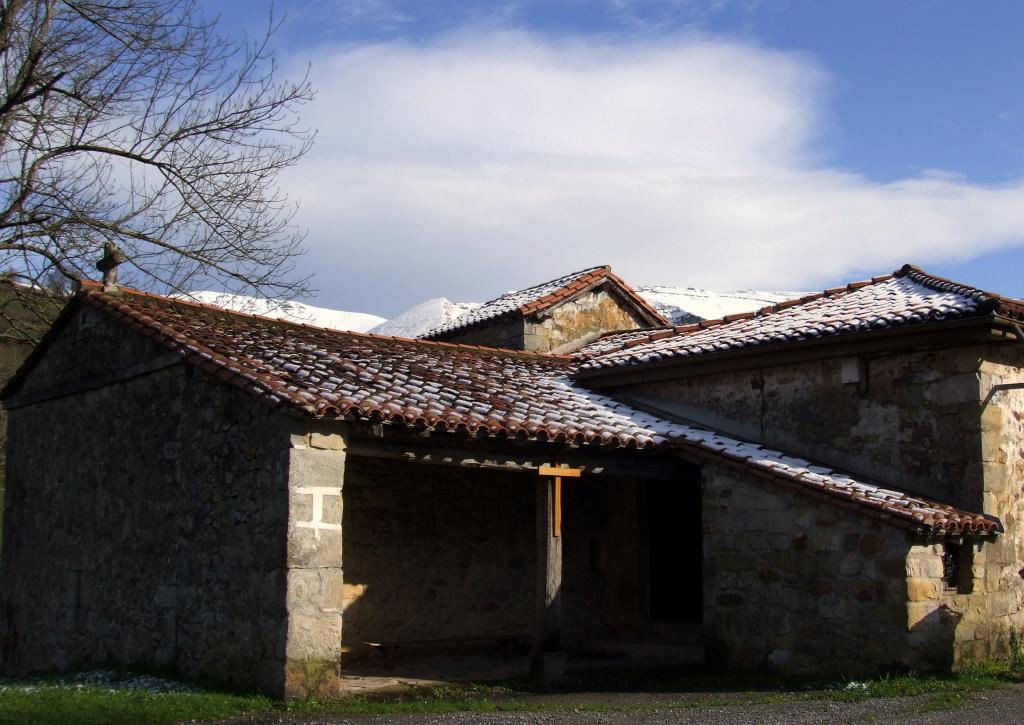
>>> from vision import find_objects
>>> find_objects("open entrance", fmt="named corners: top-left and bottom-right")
top-left (647, 473), bottom-right (702, 623)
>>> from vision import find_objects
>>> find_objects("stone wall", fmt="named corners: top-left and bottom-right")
top-left (702, 464), bottom-right (918, 674)
top-left (903, 343), bottom-right (1024, 668)
top-left (619, 346), bottom-right (988, 510)
top-left (0, 305), bottom-right (295, 693)
top-left (436, 317), bottom-right (524, 350)
top-left (619, 340), bottom-right (1024, 669)
top-left (339, 456), bottom-right (535, 655)
top-left (524, 286), bottom-right (650, 353)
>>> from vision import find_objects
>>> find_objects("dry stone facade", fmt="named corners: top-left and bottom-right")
top-left (339, 457), bottom-right (534, 654)
top-left (903, 347), bottom-right (1024, 668)
top-left (1, 307), bottom-right (293, 692)
top-left (617, 347), bottom-right (991, 509)
top-left (703, 465), bottom-right (916, 673)
top-left (0, 306), bottom-right (353, 696)
top-left (438, 286), bottom-right (650, 353)
top-left (614, 340), bottom-right (1024, 668)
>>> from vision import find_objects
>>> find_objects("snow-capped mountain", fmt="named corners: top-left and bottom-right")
top-left (370, 298), bottom-right (480, 338)
top-left (186, 286), bottom-right (808, 339)
top-left (183, 291), bottom-right (386, 333)
top-left (635, 286), bottom-right (809, 326)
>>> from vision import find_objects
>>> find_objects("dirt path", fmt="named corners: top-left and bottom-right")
top-left (216, 682), bottom-right (1024, 724)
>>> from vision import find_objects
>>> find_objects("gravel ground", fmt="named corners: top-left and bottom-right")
top-left (214, 683), bottom-right (1024, 725)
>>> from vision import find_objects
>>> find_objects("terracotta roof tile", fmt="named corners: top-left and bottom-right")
top-left (421, 265), bottom-right (669, 339)
top-left (578, 264), bottom-right (1024, 371)
top-left (47, 282), bottom-right (1001, 537)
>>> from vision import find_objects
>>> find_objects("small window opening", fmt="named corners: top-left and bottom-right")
top-left (941, 541), bottom-right (973, 594)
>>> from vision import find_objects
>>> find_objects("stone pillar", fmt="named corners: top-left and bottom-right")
top-left (531, 477), bottom-right (564, 683)
top-left (283, 425), bottom-right (347, 697)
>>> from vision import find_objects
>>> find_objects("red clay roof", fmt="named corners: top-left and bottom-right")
top-left (577, 264), bottom-right (1024, 371)
top-left (10, 280), bottom-right (995, 537)
top-left (421, 265), bottom-right (670, 339)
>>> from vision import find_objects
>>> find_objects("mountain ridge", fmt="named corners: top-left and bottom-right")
top-left (188, 287), bottom-right (809, 338)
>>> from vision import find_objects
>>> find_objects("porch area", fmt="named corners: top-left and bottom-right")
top-left (336, 434), bottom-right (705, 688)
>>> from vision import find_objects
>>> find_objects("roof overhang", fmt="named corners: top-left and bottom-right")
top-left (575, 313), bottom-right (1020, 388)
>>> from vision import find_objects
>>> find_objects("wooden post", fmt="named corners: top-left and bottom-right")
top-left (532, 465), bottom-right (580, 683)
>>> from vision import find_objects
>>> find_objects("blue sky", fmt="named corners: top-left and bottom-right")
top-left (214, 0), bottom-right (1024, 315)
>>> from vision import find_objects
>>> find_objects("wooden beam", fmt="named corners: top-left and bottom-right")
top-left (554, 477), bottom-right (562, 538)
top-left (538, 465), bottom-right (581, 477)
top-left (531, 477), bottom-right (564, 683)
top-left (346, 435), bottom-right (684, 480)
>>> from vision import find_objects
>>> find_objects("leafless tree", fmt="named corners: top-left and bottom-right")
top-left (0, 0), bottom-right (315, 339)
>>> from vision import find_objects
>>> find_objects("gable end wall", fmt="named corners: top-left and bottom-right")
top-left (0, 305), bottom-right (297, 693)
top-left (524, 286), bottom-right (652, 353)
top-left (436, 285), bottom-right (652, 352)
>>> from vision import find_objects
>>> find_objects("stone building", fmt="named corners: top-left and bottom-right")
top-left (421, 265), bottom-right (670, 352)
top-left (0, 263), bottom-right (1021, 697)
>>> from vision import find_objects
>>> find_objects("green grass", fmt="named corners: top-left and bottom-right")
top-left (0, 685), bottom-right (271, 725)
top-left (826, 664), bottom-right (1024, 713)
top-left (1, 662), bottom-right (1022, 724)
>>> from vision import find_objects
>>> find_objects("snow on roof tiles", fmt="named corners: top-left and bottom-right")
top-left (575, 327), bottom-right (664, 357)
top-left (578, 265), bottom-right (1024, 372)
top-left (58, 281), bottom-right (1000, 537)
top-left (420, 265), bottom-right (669, 339)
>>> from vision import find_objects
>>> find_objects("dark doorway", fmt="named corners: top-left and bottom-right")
top-left (647, 473), bottom-right (702, 623)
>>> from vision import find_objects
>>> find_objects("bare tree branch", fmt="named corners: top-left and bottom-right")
top-left (0, 0), bottom-right (315, 339)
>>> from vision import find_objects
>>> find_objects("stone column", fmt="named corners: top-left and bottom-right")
top-left (283, 424), bottom-right (347, 698)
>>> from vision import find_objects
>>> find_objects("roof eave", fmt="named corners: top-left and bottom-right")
top-left (575, 313), bottom-right (1009, 387)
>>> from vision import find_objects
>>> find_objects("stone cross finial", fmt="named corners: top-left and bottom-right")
top-left (96, 242), bottom-right (127, 291)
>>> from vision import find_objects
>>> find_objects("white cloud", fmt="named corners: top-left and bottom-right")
top-left (283, 31), bottom-right (1024, 312)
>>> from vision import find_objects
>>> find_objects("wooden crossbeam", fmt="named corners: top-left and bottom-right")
top-left (538, 465), bottom-right (581, 537)
top-left (538, 465), bottom-right (581, 478)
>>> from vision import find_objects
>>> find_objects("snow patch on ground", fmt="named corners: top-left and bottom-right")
top-left (370, 297), bottom-right (480, 338)
top-left (635, 286), bottom-right (809, 325)
top-left (0, 670), bottom-right (202, 694)
top-left (182, 291), bottom-right (386, 333)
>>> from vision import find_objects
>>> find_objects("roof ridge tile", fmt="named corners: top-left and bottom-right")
top-left (80, 284), bottom-right (574, 362)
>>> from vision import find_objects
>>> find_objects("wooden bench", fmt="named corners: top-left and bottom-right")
top-left (361, 633), bottom-right (529, 668)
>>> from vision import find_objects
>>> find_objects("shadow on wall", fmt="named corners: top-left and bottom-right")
top-left (908, 604), bottom-right (961, 672)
